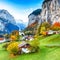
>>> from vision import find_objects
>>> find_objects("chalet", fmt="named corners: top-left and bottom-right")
top-left (18, 41), bottom-right (31, 53)
top-left (0, 35), bottom-right (6, 43)
top-left (46, 30), bottom-right (60, 35)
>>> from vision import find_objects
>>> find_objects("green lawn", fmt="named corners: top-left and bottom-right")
top-left (0, 34), bottom-right (60, 60)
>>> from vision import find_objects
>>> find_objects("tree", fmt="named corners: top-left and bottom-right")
top-left (51, 22), bottom-right (60, 31)
top-left (10, 30), bottom-right (19, 41)
top-left (41, 22), bottom-right (50, 30)
top-left (37, 22), bottom-right (51, 35)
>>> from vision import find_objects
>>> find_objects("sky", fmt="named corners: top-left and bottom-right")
top-left (0, 0), bottom-right (44, 24)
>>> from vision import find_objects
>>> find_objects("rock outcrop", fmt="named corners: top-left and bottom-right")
top-left (28, 9), bottom-right (42, 26)
top-left (28, 0), bottom-right (60, 27)
top-left (26, 0), bottom-right (60, 34)
top-left (40, 0), bottom-right (60, 24)
top-left (27, 9), bottom-right (41, 34)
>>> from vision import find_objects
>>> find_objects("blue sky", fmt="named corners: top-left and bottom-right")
top-left (0, 0), bottom-right (44, 23)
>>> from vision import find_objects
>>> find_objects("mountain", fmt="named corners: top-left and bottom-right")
top-left (17, 22), bottom-right (26, 31)
top-left (26, 9), bottom-right (41, 34)
top-left (28, 0), bottom-right (60, 27)
top-left (40, 0), bottom-right (60, 24)
top-left (16, 19), bottom-right (27, 31)
top-left (28, 9), bottom-right (42, 17)
top-left (28, 9), bottom-right (41, 26)
top-left (5, 23), bottom-right (19, 34)
top-left (0, 9), bottom-right (16, 24)
top-left (0, 9), bottom-right (19, 34)
top-left (27, 0), bottom-right (60, 34)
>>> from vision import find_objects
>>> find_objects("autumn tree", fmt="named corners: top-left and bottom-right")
top-left (10, 30), bottom-right (19, 41)
top-left (51, 22), bottom-right (60, 31)
top-left (37, 22), bottom-right (51, 35)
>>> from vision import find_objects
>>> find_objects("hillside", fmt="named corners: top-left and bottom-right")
top-left (0, 34), bottom-right (60, 60)
top-left (40, 34), bottom-right (60, 46)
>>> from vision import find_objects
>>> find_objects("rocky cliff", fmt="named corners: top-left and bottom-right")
top-left (27, 9), bottom-right (41, 34)
top-left (40, 0), bottom-right (60, 24)
top-left (28, 9), bottom-right (41, 26)
top-left (25, 0), bottom-right (60, 34)
top-left (28, 0), bottom-right (60, 28)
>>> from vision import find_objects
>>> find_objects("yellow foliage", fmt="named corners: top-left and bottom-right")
top-left (10, 30), bottom-right (19, 41)
top-left (41, 27), bottom-right (45, 32)
top-left (7, 42), bottom-right (19, 54)
top-left (34, 35), bottom-right (38, 38)
top-left (37, 22), bottom-right (50, 35)
top-left (10, 35), bottom-right (17, 41)
top-left (29, 40), bottom-right (39, 47)
top-left (41, 31), bottom-right (47, 36)
top-left (12, 30), bottom-right (19, 35)
top-left (40, 26), bottom-right (46, 34)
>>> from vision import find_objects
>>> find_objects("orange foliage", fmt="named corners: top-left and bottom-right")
top-left (51, 22), bottom-right (60, 30)
top-left (12, 30), bottom-right (19, 36)
top-left (53, 22), bottom-right (60, 27)
top-left (41, 31), bottom-right (47, 36)
top-left (10, 35), bottom-right (16, 41)
top-left (27, 21), bottom-right (38, 28)
top-left (10, 30), bottom-right (19, 41)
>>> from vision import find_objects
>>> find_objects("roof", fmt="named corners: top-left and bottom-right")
top-left (18, 41), bottom-right (27, 47)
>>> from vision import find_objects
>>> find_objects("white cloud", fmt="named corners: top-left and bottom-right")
top-left (0, 2), bottom-right (41, 25)
top-left (0, 2), bottom-right (29, 23)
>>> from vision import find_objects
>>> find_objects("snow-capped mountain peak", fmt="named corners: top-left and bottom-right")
top-left (0, 9), bottom-right (16, 24)
top-left (0, 9), bottom-right (19, 34)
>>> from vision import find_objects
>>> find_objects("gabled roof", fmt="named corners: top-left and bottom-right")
top-left (18, 41), bottom-right (27, 47)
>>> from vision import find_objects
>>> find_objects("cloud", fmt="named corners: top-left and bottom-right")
top-left (0, 2), bottom-right (29, 23)
top-left (0, 1), bottom-right (42, 25)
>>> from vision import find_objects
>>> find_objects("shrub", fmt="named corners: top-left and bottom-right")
top-left (5, 34), bottom-right (10, 39)
top-left (28, 38), bottom-right (39, 53)
top-left (29, 38), bottom-right (39, 48)
top-left (51, 22), bottom-right (60, 31)
top-left (38, 22), bottom-right (50, 35)
top-left (7, 42), bottom-right (19, 55)
top-left (10, 30), bottom-right (19, 41)
top-left (41, 31), bottom-right (47, 36)
top-left (3, 43), bottom-right (10, 50)
top-left (10, 35), bottom-right (19, 41)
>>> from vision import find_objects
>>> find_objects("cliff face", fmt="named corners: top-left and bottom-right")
top-left (27, 0), bottom-right (60, 34)
top-left (27, 9), bottom-right (41, 34)
top-left (40, 0), bottom-right (60, 24)
top-left (28, 9), bottom-right (41, 26)
top-left (28, 0), bottom-right (60, 27)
